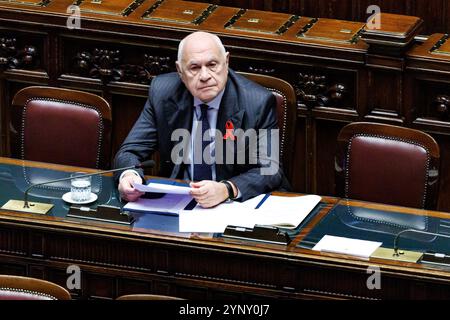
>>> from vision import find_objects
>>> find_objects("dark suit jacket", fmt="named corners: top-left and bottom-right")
top-left (114, 69), bottom-right (289, 201)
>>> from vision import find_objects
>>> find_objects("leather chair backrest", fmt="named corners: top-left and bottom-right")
top-left (336, 122), bottom-right (440, 210)
top-left (237, 72), bottom-right (297, 178)
top-left (10, 86), bottom-right (112, 169)
top-left (0, 275), bottom-right (71, 300)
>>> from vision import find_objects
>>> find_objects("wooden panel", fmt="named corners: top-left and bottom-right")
top-left (190, 0), bottom-right (448, 34)
top-left (0, 0), bottom-right (48, 6)
top-left (84, 273), bottom-right (115, 299)
top-left (298, 19), bottom-right (364, 44)
top-left (412, 0), bottom-right (446, 35)
top-left (117, 278), bottom-right (152, 297)
top-left (302, 0), bottom-right (353, 20)
top-left (365, 70), bottom-right (404, 124)
top-left (78, 0), bottom-right (137, 16)
top-left (142, 0), bottom-right (216, 25)
top-left (0, 263), bottom-right (26, 276)
top-left (314, 119), bottom-right (343, 196)
top-left (434, 136), bottom-right (450, 211)
top-left (224, 9), bottom-right (299, 35)
top-left (291, 117), bottom-right (307, 192)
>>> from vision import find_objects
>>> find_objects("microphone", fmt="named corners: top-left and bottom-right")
top-left (393, 228), bottom-right (450, 256)
top-left (2, 160), bottom-right (155, 214)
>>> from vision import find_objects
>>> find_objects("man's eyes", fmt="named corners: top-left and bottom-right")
top-left (188, 63), bottom-right (218, 73)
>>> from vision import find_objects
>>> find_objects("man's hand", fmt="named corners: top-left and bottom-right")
top-left (190, 180), bottom-right (228, 208)
top-left (118, 172), bottom-right (144, 202)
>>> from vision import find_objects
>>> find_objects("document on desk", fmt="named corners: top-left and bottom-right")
top-left (125, 182), bottom-right (193, 215)
top-left (132, 182), bottom-right (191, 195)
top-left (312, 235), bottom-right (382, 259)
top-left (179, 194), bottom-right (321, 233)
top-left (123, 193), bottom-right (194, 215)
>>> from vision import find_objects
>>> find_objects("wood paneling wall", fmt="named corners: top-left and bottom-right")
top-left (191, 0), bottom-right (450, 35)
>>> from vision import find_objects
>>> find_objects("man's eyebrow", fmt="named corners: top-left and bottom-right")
top-left (186, 60), bottom-right (199, 67)
top-left (186, 56), bottom-right (220, 65)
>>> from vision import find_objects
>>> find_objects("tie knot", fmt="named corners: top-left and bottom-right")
top-left (199, 104), bottom-right (209, 121)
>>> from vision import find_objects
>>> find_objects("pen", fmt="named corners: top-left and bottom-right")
top-left (255, 193), bottom-right (270, 209)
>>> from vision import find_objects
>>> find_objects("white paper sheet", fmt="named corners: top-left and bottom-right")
top-left (123, 193), bottom-right (194, 215)
top-left (179, 194), bottom-right (321, 233)
top-left (255, 195), bottom-right (322, 228)
top-left (312, 235), bottom-right (382, 259)
top-left (132, 182), bottom-right (191, 195)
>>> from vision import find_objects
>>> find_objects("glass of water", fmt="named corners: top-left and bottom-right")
top-left (70, 172), bottom-right (91, 202)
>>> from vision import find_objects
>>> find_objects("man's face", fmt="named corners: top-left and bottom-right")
top-left (177, 36), bottom-right (229, 103)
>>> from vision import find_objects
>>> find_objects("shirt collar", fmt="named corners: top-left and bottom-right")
top-left (193, 89), bottom-right (224, 111)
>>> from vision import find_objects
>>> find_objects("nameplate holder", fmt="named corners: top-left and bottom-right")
top-left (68, 204), bottom-right (134, 225)
top-left (223, 224), bottom-right (291, 245)
top-left (2, 199), bottom-right (53, 215)
top-left (371, 247), bottom-right (423, 263)
top-left (420, 252), bottom-right (450, 267)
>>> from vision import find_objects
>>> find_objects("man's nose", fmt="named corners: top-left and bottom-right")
top-left (199, 66), bottom-right (211, 81)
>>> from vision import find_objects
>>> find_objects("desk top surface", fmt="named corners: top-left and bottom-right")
top-left (0, 0), bottom-right (427, 53)
top-left (2, 156), bottom-right (450, 279)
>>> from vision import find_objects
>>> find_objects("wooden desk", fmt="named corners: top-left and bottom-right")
top-left (0, 157), bottom-right (450, 300)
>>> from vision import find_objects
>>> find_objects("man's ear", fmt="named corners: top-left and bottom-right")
top-left (175, 61), bottom-right (183, 76)
top-left (225, 52), bottom-right (230, 66)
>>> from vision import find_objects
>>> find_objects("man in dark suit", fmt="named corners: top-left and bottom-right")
top-left (114, 31), bottom-right (288, 207)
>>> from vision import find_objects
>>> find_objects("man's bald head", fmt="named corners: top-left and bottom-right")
top-left (177, 31), bottom-right (227, 65)
top-left (176, 31), bottom-right (229, 103)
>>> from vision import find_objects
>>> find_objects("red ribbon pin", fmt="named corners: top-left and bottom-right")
top-left (223, 120), bottom-right (236, 141)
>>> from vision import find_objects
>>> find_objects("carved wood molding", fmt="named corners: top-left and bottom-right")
top-left (246, 65), bottom-right (275, 75)
top-left (0, 37), bottom-right (39, 72)
top-left (295, 73), bottom-right (346, 109)
top-left (433, 94), bottom-right (450, 119)
top-left (72, 48), bottom-right (173, 84)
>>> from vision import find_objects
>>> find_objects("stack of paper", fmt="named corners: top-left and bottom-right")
top-left (179, 194), bottom-right (321, 233)
top-left (312, 235), bottom-right (382, 259)
top-left (132, 182), bottom-right (191, 195)
top-left (123, 182), bottom-right (193, 215)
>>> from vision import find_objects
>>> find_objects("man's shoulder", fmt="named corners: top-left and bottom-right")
top-left (148, 72), bottom-right (187, 104)
top-left (228, 70), bottom-right (273, 103)
top-left (150, 72), bottom-right (182, 90)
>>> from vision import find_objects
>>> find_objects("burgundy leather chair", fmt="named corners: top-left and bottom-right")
top-left (238, 72), bottom-right (297, 179)
top-left (0, 275), bottom-right (71, 300)
top-left (10, 86), bottom-right (112, 169)
top-left (336, 122), bottom-right (440, 210)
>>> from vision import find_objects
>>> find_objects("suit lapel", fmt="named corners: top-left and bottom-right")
top-left (163, 91), bottom-right (193, 178)
top-left (216, 79), bottom-right (245, 181)
top-left (217, 80), bottom-right (244, 134)
top-left (163, 90), bottom-right (193, 131)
